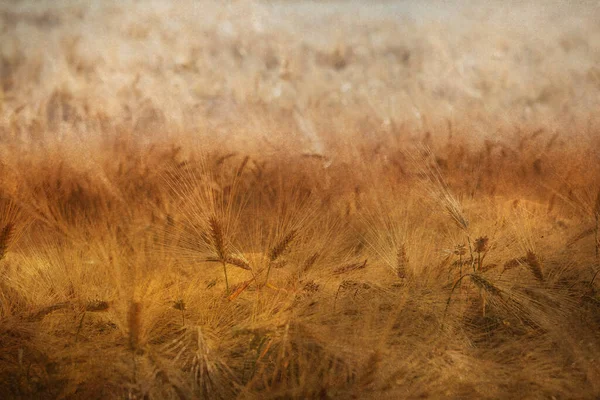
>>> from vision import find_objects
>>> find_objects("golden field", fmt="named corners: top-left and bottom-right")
top-left (1, 1), bottom-right (600, 398)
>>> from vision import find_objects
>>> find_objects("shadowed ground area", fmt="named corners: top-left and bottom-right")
top-left (0, 1), bottom-right (599, 399)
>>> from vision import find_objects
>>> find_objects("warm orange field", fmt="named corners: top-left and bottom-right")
top-left (1, 1), bottom-right (599, 398)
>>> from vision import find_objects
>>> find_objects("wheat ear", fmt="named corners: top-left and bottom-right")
top-left (525, 251), bottom-right (544, 282)
top-left (208, 216), bottom-right (230, 293)
top-left (268, 229), bottom-right (297, 261)
top-left (265, 229), bottom-right (297, 285)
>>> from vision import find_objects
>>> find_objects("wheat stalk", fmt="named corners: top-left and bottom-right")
top-left (444, 273), bottom-right (503, 322)
top-left (27, 302), bottom-right (70, 322)
top-left (128, 301), bottom-right (141, 352)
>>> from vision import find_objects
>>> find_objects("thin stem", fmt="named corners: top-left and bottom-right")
top-left (443, 274), bottom-right (472, 324)
top-left (591, 269), bottom-right (599, 287)
top-left (75, 312), bottom-right (86, 342)
top-left (467, 235), bottom-right (475, 273)
top-left (264, 262), bottom-right (273, 287)
top-left (132, 352), bottom-right (137, 385)
top-left (592, 214), bottom-right (599, 286)
top-left (595, 213), bottom-right (599, 265)
top-left (481, 291), bottom-right (486, 317)
top-left (222, 260), bottom-right (229, 294)
top-left (459, 254), bottom-right (463, 287)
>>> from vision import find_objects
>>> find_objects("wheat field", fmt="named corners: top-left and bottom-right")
top-left (1, 0), bottom-right (600, 398)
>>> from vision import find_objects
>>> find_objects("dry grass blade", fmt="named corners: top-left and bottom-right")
top-left (147, 351), bottom-right (190, 400)
top-left (228, 279), bottom-right (254, 301)
top-left (189, 325), bottom-right (239, 397)
top-left (333, 259), bottom-right (367, 275)
top-left (268, 229), bottom-right (297, 262)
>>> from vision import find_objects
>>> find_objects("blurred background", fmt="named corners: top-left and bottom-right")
top-left (1, 0), bottom-right (599, 141)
